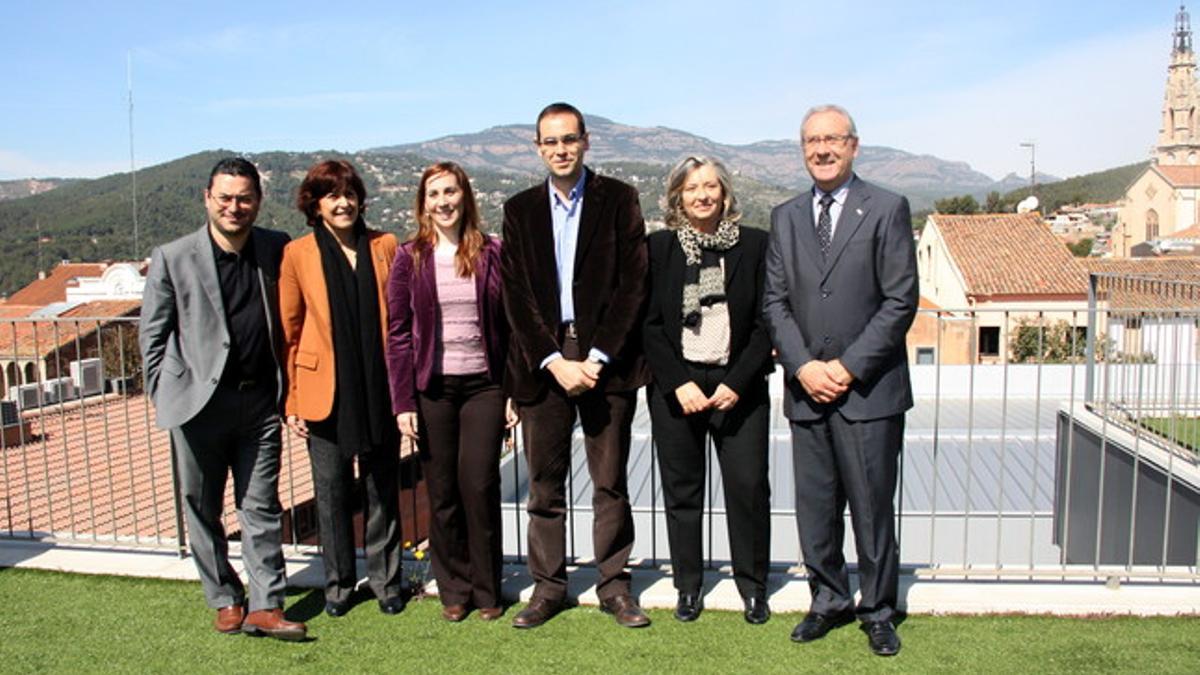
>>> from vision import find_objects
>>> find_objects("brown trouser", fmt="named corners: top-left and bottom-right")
top-left (521, 336), bottom-right (637, 603)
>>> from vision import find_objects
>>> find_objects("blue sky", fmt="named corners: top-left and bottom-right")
top-left (0, 1), bottom-right (1176, 181)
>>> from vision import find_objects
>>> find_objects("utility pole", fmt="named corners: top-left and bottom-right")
top-left (1019, 141), bottom-right (1037, 199)
top-left (128, 52), bottom-right (140, 260)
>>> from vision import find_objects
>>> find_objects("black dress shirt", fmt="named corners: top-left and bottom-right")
top-left (210, 231), bottom-right (273, 384)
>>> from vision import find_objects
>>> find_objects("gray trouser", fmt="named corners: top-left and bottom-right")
top-left (171, 382), bottom-right (287, 611)
top-left (791, 412), bottom-right (903, 623)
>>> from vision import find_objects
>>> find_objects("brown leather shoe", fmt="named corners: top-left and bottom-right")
top-left (213, 605), bottom-right (245, 634)
top-left (512, 597), bottom-right (562, 629)
top-left (601, 595), bottom-right (651, 628)
top-left (442, 604), bottom-right (469, 622)
top-left (242, 609), bottom-right (307, 642)
top-left (477, 606), bottom-right (503, 621)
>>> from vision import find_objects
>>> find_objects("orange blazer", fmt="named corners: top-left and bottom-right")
top-left (278, 229), bottom-right (398, 421)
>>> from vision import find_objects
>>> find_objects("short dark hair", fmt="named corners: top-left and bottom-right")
top-left (536, 102), bottom-right (586, 140)
top-left (207, 157), bottom-right (262, 197)
top-left (296, 159), bottom-right (368, 229)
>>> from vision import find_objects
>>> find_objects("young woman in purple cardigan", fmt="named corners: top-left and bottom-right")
top-left (385, 162), bottom-right (517, 622)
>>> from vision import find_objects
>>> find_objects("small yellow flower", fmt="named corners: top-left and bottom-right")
top-left (414, 550), bottom-right (426, 560)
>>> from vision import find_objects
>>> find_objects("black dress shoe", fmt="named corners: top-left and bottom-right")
top-left (324, 600), bottom-right (351, 617)
top-left (600, 595), bottom-right (651, 628)
top-left (378, 595), bottom-right (406, 615)
top-left (863, 620), bottom-right (901, 656)
top-left (674, 593), bottom-right (702, 622)
top-left (512, 597), bottom-right (563, 629)
top-left (743, 596), bottom-right (771, 625)
top-left (790, 609), bottom-right (855, 642)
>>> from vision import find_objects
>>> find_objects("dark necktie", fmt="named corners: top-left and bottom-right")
top-left (816, 194), bottom-right (834, 259)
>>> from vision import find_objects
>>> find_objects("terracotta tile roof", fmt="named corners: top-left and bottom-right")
top-left (59, 300), bottom-right (142, 319)
top-left (1, 394), bottom-right (316, 541)
top-left (1084, 257), bottom-right (1200, 278)
top-left (918, 295), bottom-right (942, 310)
top-left (1165, 223), bottom-right (1200, 239)
top-left (1084, 258), bottom-right (1200, 311)
top-left (0, 305), bottom-right (38, 318)
top-left (1153, 164), bottom-right (1200, 188)
top-left (0, 303), bottom-right (139, 359)
top-left (930, 213), bottom-right (1088, 297)
top-left (5, 263), bottom-right (108, 305)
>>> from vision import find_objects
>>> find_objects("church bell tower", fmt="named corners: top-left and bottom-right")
top-left (1157, 5), bottom-right (1200, 164)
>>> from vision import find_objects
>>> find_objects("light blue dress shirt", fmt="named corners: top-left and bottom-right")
top-left (539, 171), bottom-right (609, 369)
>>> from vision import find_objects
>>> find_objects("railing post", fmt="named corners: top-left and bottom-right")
top-left (1085, 273), bottom-right (1099, 405)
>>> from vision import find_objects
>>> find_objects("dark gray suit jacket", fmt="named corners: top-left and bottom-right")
top-left (139, 225), bottom-right (290, 429)
top-left (763, 175), bottom-right (918, 422)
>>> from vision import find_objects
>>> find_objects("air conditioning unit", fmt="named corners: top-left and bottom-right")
top-left (1, 400), bottom-right (17, 427)
top-left (42, 377), bottom-right (75, 404)
top-left (70, 358), bottom-right (103, 397)
top-left (9, 384), bottom-right (43, 410)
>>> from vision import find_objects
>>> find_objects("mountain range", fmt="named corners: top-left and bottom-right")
top-left (371, 116), bottom-right (1054, 207)
top-left (0, 115), bottom-right (1098, 296)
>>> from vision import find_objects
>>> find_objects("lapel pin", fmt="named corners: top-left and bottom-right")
top-left (856, 208), bottom-right (863, 216)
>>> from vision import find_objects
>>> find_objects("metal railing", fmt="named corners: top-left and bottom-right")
top-left (1, 305), bottom-right (1196, 584)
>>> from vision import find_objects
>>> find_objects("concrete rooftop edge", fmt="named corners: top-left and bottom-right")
top-left (1, 540), bottom-right (1197, 617)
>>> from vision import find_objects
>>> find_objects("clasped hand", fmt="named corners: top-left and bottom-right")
top-left (548, 358), bottom-right (602, 396)
top-left (674, 381), bottom-right (740, 414)
top-left (797, 359), bottom-right (853, 404)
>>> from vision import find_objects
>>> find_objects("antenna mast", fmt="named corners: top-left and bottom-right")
top-left (127, 52), bottom-right (140, 259)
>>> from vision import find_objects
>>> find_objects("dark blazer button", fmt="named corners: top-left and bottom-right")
top-left (823, 336), bottom-right (832, 344)
top-left (211, 378), bottom-right (219, 385)
top-left (222, 341), bottom-right (230, 349)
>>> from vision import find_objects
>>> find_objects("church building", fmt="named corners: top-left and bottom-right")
top-left (1115, 5), bottom-right (1200, 257)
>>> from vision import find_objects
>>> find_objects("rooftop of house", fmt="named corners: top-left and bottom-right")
top-left (928, 213), bottom-right (1088, 298)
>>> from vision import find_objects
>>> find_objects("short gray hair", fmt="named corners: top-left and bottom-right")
top-left (664, 155), bottom-right (742, 229)
top-left (800, 104), bottom-right (858, 142)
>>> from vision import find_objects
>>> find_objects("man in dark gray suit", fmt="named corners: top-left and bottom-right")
top-left (763, 105), bottom-right (917, 657)
top-left (140, 157), bottom-right (305, 641)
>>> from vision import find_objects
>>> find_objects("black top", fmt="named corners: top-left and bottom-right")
top-left (209, 230), bottom-right (273, 384)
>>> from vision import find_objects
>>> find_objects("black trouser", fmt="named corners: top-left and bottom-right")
top-left (417, 373), bottom-right (505, 609)
top-left (647, 363), bottom-right (771, 600)
top-left (307, 422), bottom-right (403, 604)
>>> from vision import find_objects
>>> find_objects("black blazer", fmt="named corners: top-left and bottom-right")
top-left (500, 168), bottom-right (649, 401)
top-left (642, 226), bottom-right (774, 399)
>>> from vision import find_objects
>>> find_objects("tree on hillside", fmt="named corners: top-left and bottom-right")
top-left (933, 194), bottom-right (979, 214)
top-left (984, 191), bottom-right (1005, 213)
top-left (1068, 238), bottom-right (1094, 257)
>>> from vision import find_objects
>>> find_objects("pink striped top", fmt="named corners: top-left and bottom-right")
top-left (434, 248), bottom-right (488, 375)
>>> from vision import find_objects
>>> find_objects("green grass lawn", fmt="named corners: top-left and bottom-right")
top-left (0, 568), bottom-right (1197, 673)
top-left (1142, 416), bottom-right (1200, 453)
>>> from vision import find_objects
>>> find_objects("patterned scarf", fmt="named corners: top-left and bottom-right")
top-left (678, 219), bottom-right (739, 327)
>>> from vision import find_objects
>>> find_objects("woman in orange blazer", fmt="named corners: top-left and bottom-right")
top-left (279, 159), bottom-right (405, 617)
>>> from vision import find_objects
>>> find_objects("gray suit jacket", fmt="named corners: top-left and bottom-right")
top-left (763, 175), bottom-right (918, 422)
top-left (139, 225), bottom-right (290, 429)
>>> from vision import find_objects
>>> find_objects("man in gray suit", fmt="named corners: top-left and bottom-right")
top-left (763, 105), bottom-right (917, 656)
top-left (140, 157), bottom-right (306, 641)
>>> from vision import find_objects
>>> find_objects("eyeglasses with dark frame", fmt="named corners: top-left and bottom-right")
top-left (536, 134), bottom-right (586, 149)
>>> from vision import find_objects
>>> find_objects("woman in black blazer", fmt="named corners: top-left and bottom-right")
top-left (643, 155), bottom-right (774, 624)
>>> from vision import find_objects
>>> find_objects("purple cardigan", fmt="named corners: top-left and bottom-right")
top-left (385, 236), bottom-right (508, 414)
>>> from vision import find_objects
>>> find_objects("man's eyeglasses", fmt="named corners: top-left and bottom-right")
top-left (537, 134), bottom-right (585, 149)
top-left (803, 134), bottom-right (855, 147)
